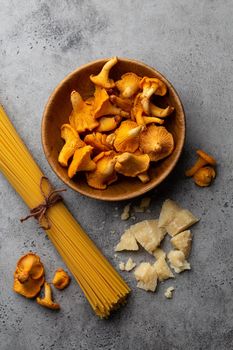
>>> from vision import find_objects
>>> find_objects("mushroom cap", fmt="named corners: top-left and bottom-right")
top-left (68, 145), bottom-right (96, 178)
top-left (140, 125), bottom-right (174, 161)
top-left (115, 72), bottom-right (141, 98)
top-left (96, 116), bottom-right (121, 133)
top-left (84, 132), bottom-right (111, 152)
top-left (140, 77), bottom-right (167, 96)
top-left (13, 275), bottom-right (45, 298)
top-left (86, 151), bottom-right (118, 189)
top-left (114, 120), bottom-right (142, 153)
top-left (15, 253), bottom-right (44, 283)
top-left (37, 282), bottom-right (60, 310)
top-left (193, 166), bottom-right (216, 187)
top-left (115, 152), bottom-right (150, 177)
top-left (52, 268), bottom-right (70, 290)
top-left (196, 150), bottom-right (216, 165)
top-left (90, 57), bottom-right (118, 89)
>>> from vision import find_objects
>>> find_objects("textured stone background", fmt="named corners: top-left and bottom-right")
top-left (0, 1), bottom-right (233, 349)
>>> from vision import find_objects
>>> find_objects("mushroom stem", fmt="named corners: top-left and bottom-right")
top-left (153, 143), bottom-right (162, 152)
top-left (17, 270), bottom-right (30, 283)
top-left (127, 125), bottom-right (143, 138)
top-left (185, 158), bottom-right (207, 177)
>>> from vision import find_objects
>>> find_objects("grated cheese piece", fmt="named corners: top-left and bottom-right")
top-left (170, 230), bottom-right (192, 258)
top-left (158, 199), bottom-right (180, 228)
top-left (167, 250), bottom-right (191, 273)
top-left (166, 209), bottom-right (199, 237)
top-left (121, 203), bottom-right (131, 220)
top-left (154, 256), bottom-right (174, 281)
top-left (164, 286), bottom-right (174, 299)
top-left (134, 262), bottom-right (158, 292)
top-left (153, 247), bottom-right (166, 260)
top-left (119, 261), bottom-right (125, 270)
top-left (133, 220), bottom-right (166, 254)
top-left (125, 258), bottom-right (136, 271)
top-left (115, 229), bottom-right (139, 252)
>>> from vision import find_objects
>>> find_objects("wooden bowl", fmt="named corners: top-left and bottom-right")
top-left (42, 58), bottom-right (185, 201)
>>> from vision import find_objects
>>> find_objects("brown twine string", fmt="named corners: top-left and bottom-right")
top-left (20, 176), bottom-right (66, 230)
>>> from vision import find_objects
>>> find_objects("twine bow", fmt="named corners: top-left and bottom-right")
top-left (20, 176), bottom-right (66, 230)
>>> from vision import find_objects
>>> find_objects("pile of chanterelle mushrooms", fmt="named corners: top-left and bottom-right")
top-left (58, 57), bottom-right (175, 190)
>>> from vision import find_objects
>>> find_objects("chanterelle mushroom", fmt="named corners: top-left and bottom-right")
top-left (58, 124), bottom-right (85, 167)
top-left (52, 269), bottom-right (70, 290)
top-left (115, 72), bottom-right (141, 98)
top-left (150, 102), bottom-right (174, 118)
top-left (92, 87), bottom-right (129, 119)
top-left (185, 149), bottom-right (216, 177)
top-left (96, 115), bottom-right (121, 133)
top-left (115, 152), bottom-right (150, 177)
top-left (193, 166), bottom-right (216, 187)
top-left (70, 90), bottom-right (99, 133)
top-left (13, 275), bottom-right (45, 299)
top-left (90, 57), bottom-right (118, 89)
top-left (140, 125), bottom-right (174, 161)
top-left (86, 151), bottom-right (118, 189)
top-left (15, 253), bottom-right (44, 284)
top-left (84, 132), bottom-right (111, 152)
top-left (68, 145), bottom-right (96, 178)
top-left (131, 93), bottom-right (145, 125)
top-left (114, 120), bottom-right (142, 153)
top-left (140, 77), bottom-right (167, 114)
top-left (37, 282), bottom-right (60, 310)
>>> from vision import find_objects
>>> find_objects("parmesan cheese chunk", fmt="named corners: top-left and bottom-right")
top-left (121, 203), bottom-right (131, 220)
top-left (166, 209), bottom-right (199, 237)
top-left (124, 258), bottom-right (136, 271)
top-left (154, 256), bottom-right (174, 281)
top-left (170, 230), bottom-right (192, 257)
top-left (158, 199), bottom-right (180, 228)
top-left (164, 286), bottom-right (174, 299)
top-left (119, 261), bottom-right (125, 270)
top-left (134, 262), bottom-right (158, 292)
top-left (153, 247), bottom-right (166, 260)
top-left (167, 250), bottom-right (191, 273)
top-left (133, 220), bottom-right (166, 254)
top-left (115, 229), bottom-right (139, 251)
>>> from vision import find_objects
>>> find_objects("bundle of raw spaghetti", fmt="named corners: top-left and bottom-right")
top-left (0, 105), bottom-right (130, 318)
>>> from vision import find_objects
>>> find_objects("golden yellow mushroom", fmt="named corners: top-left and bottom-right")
top-left (37, 282), bottom-right (60, 310)
top-left (114, 120), bottom-right (142, 153)
top-left (58, 124), bottom-right (85, 167)
top-left (185, 150), bottom-right (216, 177)
top-left (116, 72), bottom-right (141, 98)
top-left (115, 153), bottom-right (150, 177)
top-left (193, 166), bottom-right (216, 187)
top-left (140, 125), bottom-right (174, 161)
top-left (52, 269), bottom-right (70, 290)
top-left (84, 132), bottom-right (111, 152)
top-left (86, 151), bottom-right (118, 189)
top-left (90, 57), bottom-right (118, 89)
top-left (69, 90), bottom-right (99, 133)
top-left (68, 145), bottom-right (96, 178)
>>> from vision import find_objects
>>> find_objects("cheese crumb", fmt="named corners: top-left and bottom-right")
top-left (154, 256), bottom-right (174, 281)
top-left (115, 229), bottom-right (139, 252)
top-left (153, 247), bottom-right (166, 260)
top-left (167, 250), bottom-right (191, 273)
top-left (134, 262), bottom-right (158, 292)
top-left (125, 258), bottom-right (136, 271)
top-left (170, 230), bottom-right (192, 258)
top-left (121, 203), bottom-right (131, 220)
top-left (133, 220), bottom-right (166, 254)
top-left (164, 286), bottom-right (174, 299)
top-left (119, 262), bottom-right (125, 271)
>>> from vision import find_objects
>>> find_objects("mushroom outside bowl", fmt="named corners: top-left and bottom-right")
top-left (41, 57), bottom-right (185, 201)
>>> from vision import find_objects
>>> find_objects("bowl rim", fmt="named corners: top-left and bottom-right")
top-left (41, 57), bottom-right (185, 201)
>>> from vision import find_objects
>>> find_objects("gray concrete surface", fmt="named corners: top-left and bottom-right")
top-left (0, 0), bottom-right (233, 349)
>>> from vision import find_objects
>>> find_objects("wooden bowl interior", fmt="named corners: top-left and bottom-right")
top-left (42, 58), bottom-right (185, 201)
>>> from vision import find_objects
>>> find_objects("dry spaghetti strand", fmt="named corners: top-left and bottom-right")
top-left (0, 105), bottom-right (130, 318)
